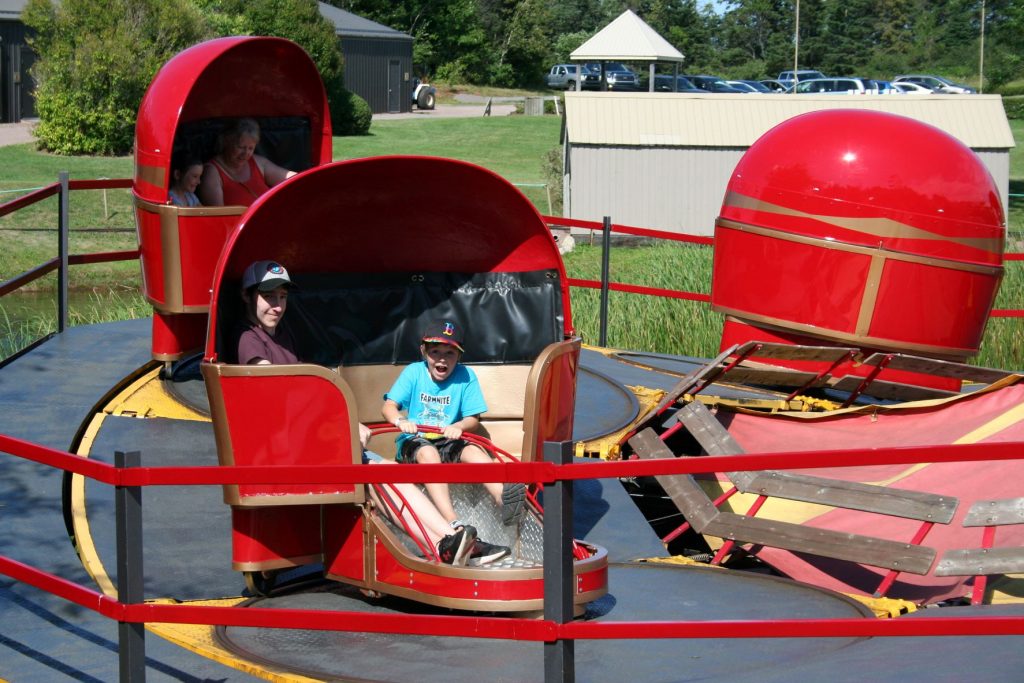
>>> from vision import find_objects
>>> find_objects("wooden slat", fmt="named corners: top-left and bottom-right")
top-left (830, 375), bottom-right (959, 401)
top-left (650, 344), bottom-right (739, 415)
top-left (677, 400), bottom-right (957, 522)
top-left (671, 400), bottom-right (756, 489)
top-left (963, 498), bottom-right (1024, 527)
top-left (629, 428), bottom-right (719, 532)
top-left (704, 513), bottom-right (937, 574)
top-left (860, 353), bottom-right (1011, 384)
top-left (935, 547), bottom-right (1024, 576)
top-left (715, 366), bottom-right (822, 388)
top-left (745, 471), bottom-right (958, 523)
top-left (736, 342), bottom-right (859, 364)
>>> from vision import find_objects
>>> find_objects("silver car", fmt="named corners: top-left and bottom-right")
top-left (793, 77), bottom-right (873, 94)
top-left (893, 74), bottom-right (976, 94)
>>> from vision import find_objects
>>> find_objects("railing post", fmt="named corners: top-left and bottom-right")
top-left (57, 171), bottom-right (70, 333)
top-left (598, 216), bottom-right (611, 347)
top-left (543, 440), bottom-right (575, 683)
top-left (115, 450), bottom-right (146, 682)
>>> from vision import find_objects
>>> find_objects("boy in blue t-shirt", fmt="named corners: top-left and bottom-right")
top-left (383, 320), bottom-right (527, 541)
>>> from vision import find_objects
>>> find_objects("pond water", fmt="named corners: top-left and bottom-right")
top-left (0, 289), bottom-right (149, 360)
top-left (1, 289), bottom-right (141, 321)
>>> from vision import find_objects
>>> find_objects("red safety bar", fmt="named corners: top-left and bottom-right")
top-left (4, 434), bottom-right (1024, 641)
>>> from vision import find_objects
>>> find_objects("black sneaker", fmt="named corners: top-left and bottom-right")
top-left (501, 482), bottom-right (527, 526)
top-left (436, 525), bottom-right (477, 565)
top-left (467, 539), bottom-right (512, 566)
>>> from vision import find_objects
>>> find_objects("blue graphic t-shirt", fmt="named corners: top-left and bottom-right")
top-left (384, 361), bottom-right (488, 460)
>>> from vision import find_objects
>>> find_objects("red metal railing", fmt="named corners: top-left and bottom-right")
top-left (2, 432), bottom-right (1024, 643)
top-left (2, 183), bottom-right (1024, 679)
top-left (543, 214), bottom-right (1024, 318)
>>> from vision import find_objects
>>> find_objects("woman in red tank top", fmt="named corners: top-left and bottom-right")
top-left (198, 118), bottom-right (296, 206)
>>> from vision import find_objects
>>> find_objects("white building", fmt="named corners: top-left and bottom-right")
top-left (562, 93), bottom-right (1015, 236)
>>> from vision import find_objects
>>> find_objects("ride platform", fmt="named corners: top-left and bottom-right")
top-left (3, 319), bottom-right (1024, 681)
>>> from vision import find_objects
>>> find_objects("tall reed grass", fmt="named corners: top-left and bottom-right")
top-left (562, 239), bottom-right (1024, 371)
top-left (2, 239), bottom-right (1023, 371)
top-left (0, 289), bottom-right (148, 360)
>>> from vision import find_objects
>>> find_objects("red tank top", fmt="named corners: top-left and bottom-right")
top-left (212, 156), bottom-right (271, 206)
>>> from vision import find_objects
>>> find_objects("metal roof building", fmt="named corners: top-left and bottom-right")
top-left (562, 92), bottom-right (1015, 236)
top-left (319, 3), bottom-right (414, 114)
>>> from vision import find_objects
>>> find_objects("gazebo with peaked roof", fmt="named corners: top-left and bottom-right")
top-left (570, 10), bottom-right (685, 92)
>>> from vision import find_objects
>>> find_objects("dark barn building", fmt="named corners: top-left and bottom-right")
top-left (319, 3), bottom-right (413, 114)
top-left (0, 0), bottom-right (36, 123)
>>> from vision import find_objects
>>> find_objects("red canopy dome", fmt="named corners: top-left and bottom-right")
top-left (712, 109), bottom-right (1005, 360)
top-left (133, 36), bottom-right (332, 202)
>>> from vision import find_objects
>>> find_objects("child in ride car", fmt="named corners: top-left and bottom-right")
top-left (382, 320), bottom-right (527, 557)
top-left (235, 262), bottom-right (494, 566)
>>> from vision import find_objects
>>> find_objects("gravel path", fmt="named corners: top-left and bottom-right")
top-left (373, 101), bottom-right (517, 120)
top-left (0, 98), bottom-right (530, 146)
top-left (0, 119), bottom-right (36, 147)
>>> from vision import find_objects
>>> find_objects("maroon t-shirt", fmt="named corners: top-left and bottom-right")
top-left (236, 321), bottom-right (299, 365)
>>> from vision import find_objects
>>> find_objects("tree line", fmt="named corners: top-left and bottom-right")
top-left (21, 0), bottom-right (1022, 155)
top-left (334, 0), bottom-right (1022, 90)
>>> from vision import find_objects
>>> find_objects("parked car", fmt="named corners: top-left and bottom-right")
top-left (893, 81), bottom-right (935, 95)
top-left (683, 75), bottom-right (745, 93)
top-left (727, 80), bottom-right (772, 93)
top-left (777, 69), bottom-right (826, 88)
top-left (792, 77), bottom-right (873, 94)
top-left (893, 74), bottom-right (976, 94)
top-left (545, 64), bottom-right (600, 91)
top-left (760, 79), bottom-right (788, 92)
top-left (871, 80), bottom-right (904, 94)
top-left (585, 62), bottom-right (639, 91)
top-left (651, 75), bottom-right (702, 93)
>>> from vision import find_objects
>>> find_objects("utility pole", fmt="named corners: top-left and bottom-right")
top-left (792, 0), bottom-right (800, 93)
top-left (979, 0), bottom-right (986, 93)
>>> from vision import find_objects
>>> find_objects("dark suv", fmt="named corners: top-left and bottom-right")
top-left (585, 62), bottom-right (638, 91)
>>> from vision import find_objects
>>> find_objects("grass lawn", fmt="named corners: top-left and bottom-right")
top-left (0, 114), bottom-right (563, 288)
top-left (1, 112), bottom-right (1022, 367)
top-left (334, 116), bottom-right (561, 212)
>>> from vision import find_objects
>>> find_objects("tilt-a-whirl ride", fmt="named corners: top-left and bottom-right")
top-left (3, 34), bottom-right (1024, 682)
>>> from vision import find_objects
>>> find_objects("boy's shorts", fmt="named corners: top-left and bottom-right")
top-left (400, 436), bottom-right (470, 463)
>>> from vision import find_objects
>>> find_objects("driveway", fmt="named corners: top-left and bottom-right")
top-left (0, 119), bottom-right (36, 147)
top-left (373, 98), bottom-right (518, 121)
top-left (0, 98), bottom-right (524, 146)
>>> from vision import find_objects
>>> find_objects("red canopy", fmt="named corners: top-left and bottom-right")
top-left (133, 36), bottom-right (332, 202)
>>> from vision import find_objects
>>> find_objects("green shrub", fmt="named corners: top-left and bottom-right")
top-left (331, 88), bottom-right (372, 136)
top-left (541, 146), bottom-right (563, 215)
top-left (998, 81), bottom-right (1024, 98)
top-left (24, 0), bottom-right (210, 155)
top-left (1004, 96), bottom-right (1024, 120)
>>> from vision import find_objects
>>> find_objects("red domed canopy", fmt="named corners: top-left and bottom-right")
top-left (713, 109), bottom-right (1005, 361)
top-left (134, 36), bottom-right (332, 203)
top-left (719, 109), bottom-right (1004, 266)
